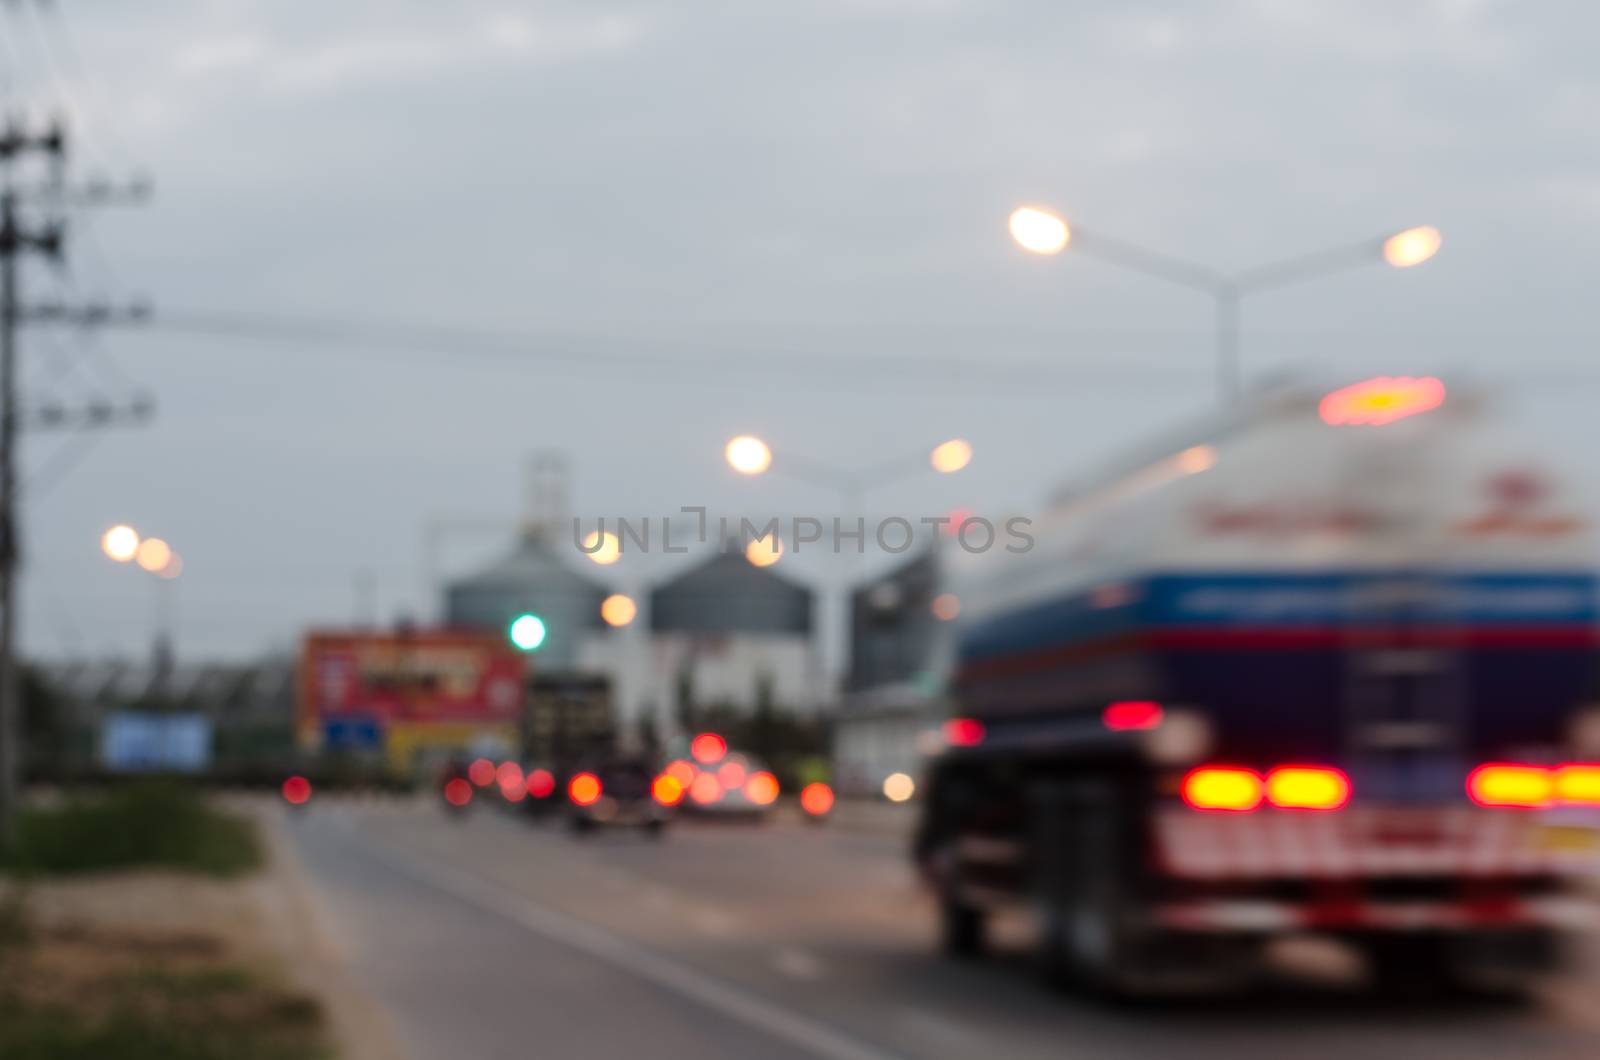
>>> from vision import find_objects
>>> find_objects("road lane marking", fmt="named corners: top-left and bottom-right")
top-left (346, 827), bottom-right (909, 1060)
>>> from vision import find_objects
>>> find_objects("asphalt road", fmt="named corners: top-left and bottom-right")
top-left (282, 797), bottom-right (1600, 1060)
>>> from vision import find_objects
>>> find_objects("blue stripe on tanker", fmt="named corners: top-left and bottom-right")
top-left (959, 571), bottom-right (1599, 664)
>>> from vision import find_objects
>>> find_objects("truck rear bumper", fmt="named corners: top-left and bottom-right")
top-left (1150, 894), bottom-right (1596, 933)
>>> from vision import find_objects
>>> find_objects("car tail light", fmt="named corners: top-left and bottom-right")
top-left (281, 775), bottom-right (312, 805)
top-left (443, 777), bottom-right (473, 807)
top-left (1265, 766), bottom-right (1349, 810)
top-left (525, 768), bottom-right (555, 798)
top-left (689, 772), bottom-right (723, 805)
top-left (799, 782), bottom-right (834, 816)
top-left (690, 732), bottom-right (727, 764)
top-left (1181, 767), bottom-right (1264, 811)
top-left (568, 772), bottom-right (603, 806)
top-left (1555, 764), bottom-right (1600, 805)
top-left (717, 761), bottom-right (747, 790)
top-left (744, 771), bottom-right (779, 806)
top-left (1103, 700), bottom-right (1163, 731)
top-left (942, 718), bottom-right (985, 747)
top-left (468, 758), bottom-right (496, 787)
top-left (652, 774), bottom-right (685, 806)
top-left (1467, 763), bottom-right (1553, 808)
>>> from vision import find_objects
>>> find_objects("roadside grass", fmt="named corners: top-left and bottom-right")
top-left (0, 919), bottom-right (330, 1060)
top-left (0, 782), bottom-right (262, 877)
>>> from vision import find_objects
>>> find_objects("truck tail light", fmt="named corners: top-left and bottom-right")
top-left (942, 718), bottom-right (985, 747)
top-left (1265, 766), bottom-right (1349, 810)
top-left (1103, 700), bottom-right (1163, 731)
top-left (1467, 764), bottom-right (1553, 808)
top-left (1181, 767), bottom-right (1264, 812)
top-left (1555, 764), bottom-right (1600, 805)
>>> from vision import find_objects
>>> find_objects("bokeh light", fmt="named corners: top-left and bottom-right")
top-left (101, 524), bottom-right (139, 562)
top-left (582, 530), bottom-right (621, 565)
top-left (690, 732), bottom-right (727, 764)
top-left (725, 435), bottom-right (773, 475)
top-left (745, 533), bottom-right (783, 568)
top-left (1008, 206), bottom-right (1070, 255)
top-left (600, 593), bottom-right (637, 627)
top-left (800, 782), bottom-right (834, 816)
top-left (930, 439), bottom-right (972, 474)
top-left (882, 772), bottom-right (916, 802)
top-left (744, 771), bottom-right (779, 806)
top-left (931, 593), bottom-right (961, 621)
top-left (1382, 225), bottom-right (1442, 268)
top-left (568, 772), bottom-right (603, 806)
top-left (135, 537), bottom-right (172, 573)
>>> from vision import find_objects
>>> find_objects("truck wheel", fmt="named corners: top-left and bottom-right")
top-left (940, 893), bottom-right (986, 959)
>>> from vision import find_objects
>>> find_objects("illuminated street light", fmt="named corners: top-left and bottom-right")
top-left (1008, 207), bottom-right (1069, 255)
top-left (725, 435), bottom-right (773, 475)
top-left (1009, 205), bottom-right (1442, 403)
top-left (135, 537), bottom-right (172, 573)
top-left (600, 593), bottom-right (637, 627)
top-left (1383, 225), bottom-right (1443, 268)
top-left (157, 553), bottom-right (184, 580)
top-left (929, 439), bottom-right (972, 474)
top-left (582, 529), bottom-right (621, 566)
top-left (101, 524), bottom-right (139, 562)
top-left (745, 533), bottom-right (783, 568)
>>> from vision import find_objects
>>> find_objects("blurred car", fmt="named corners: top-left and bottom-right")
top-left (665, 737), bottom-right (782, 822)
top-left (566, 756), bottom-right (672, 836)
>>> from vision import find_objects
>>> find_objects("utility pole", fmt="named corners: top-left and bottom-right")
top-left (0, 115), bottom-right (149, 847)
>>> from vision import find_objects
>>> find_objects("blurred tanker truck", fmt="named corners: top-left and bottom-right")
top-left (915, 376), bottom-right (1600, 994)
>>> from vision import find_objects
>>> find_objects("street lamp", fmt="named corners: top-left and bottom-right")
top-left (723, 434), bottom-right (972, 512)
top-left (1008, 206), bottom-right (1441, 404)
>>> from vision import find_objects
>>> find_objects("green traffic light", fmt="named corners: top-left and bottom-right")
top-left (508, 613), bottom-right (547, 651)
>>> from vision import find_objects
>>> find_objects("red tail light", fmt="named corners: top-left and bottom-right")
top-left (942, 718), bottom-right (985, 747)
top-left (568, 772), bottom-right (603, 806)
top-left (1555, 764), bottom-right (1600, 806)
top-left (1265, 766), bottom-right (1349, 810)
top-left (744, 771), bottom-right (780, 806)
top-left (1465, 762), bottom-right (1600, 808)
top-left (525, 768), bottom-right (555, 799)
top-left (1181, 767), bottom-right (1263, 812)
top-left (468, 758), bottom-right (496, 787)
top-left (799, 782), bottom-right (834, 816)
top-left (1103, 700), bottom-right (1163, 732)
top-left (652, 774), bottom-right (685, 806)
top-left (443, 777), bottom-right (473, 807)
top-left (690, 732), bottom-right (727, 764)
top-left (281, 775), bottom-right (312, 805)
top-left (1467, 763), bottom-right (1554, 808)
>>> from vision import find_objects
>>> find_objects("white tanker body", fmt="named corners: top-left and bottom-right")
top-left (916, 376), bottom-right (1600, 993)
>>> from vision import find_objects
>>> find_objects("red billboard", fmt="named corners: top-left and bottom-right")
top-left (298, 630), bottom-right (525, 740)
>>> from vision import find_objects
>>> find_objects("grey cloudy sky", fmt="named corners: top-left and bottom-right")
top-left (10, 0), bottom-right (1600, 659)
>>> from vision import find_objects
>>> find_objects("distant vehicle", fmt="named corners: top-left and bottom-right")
top-left (917, 377), bottom-right (1600, 996)
top-left (438, 756), bottom-right (477, 815)
top-left (664, 734), bottom-right (782, 822)
top-left (566, 756), bottom-right (673, 836)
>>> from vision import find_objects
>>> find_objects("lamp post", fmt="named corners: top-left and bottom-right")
top-left (722, 435), bottom-right (971, 695)
top-left (101, 524), bottom-right (184, 666)
top-left (1007, 207), bottom-right (1442, 404)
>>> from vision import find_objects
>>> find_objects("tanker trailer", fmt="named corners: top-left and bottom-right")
top-left (914, 376), bottom-right (1600, 994)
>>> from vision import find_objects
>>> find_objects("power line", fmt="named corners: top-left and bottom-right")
top-left (144, 308), bottom-right (1202, 394)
